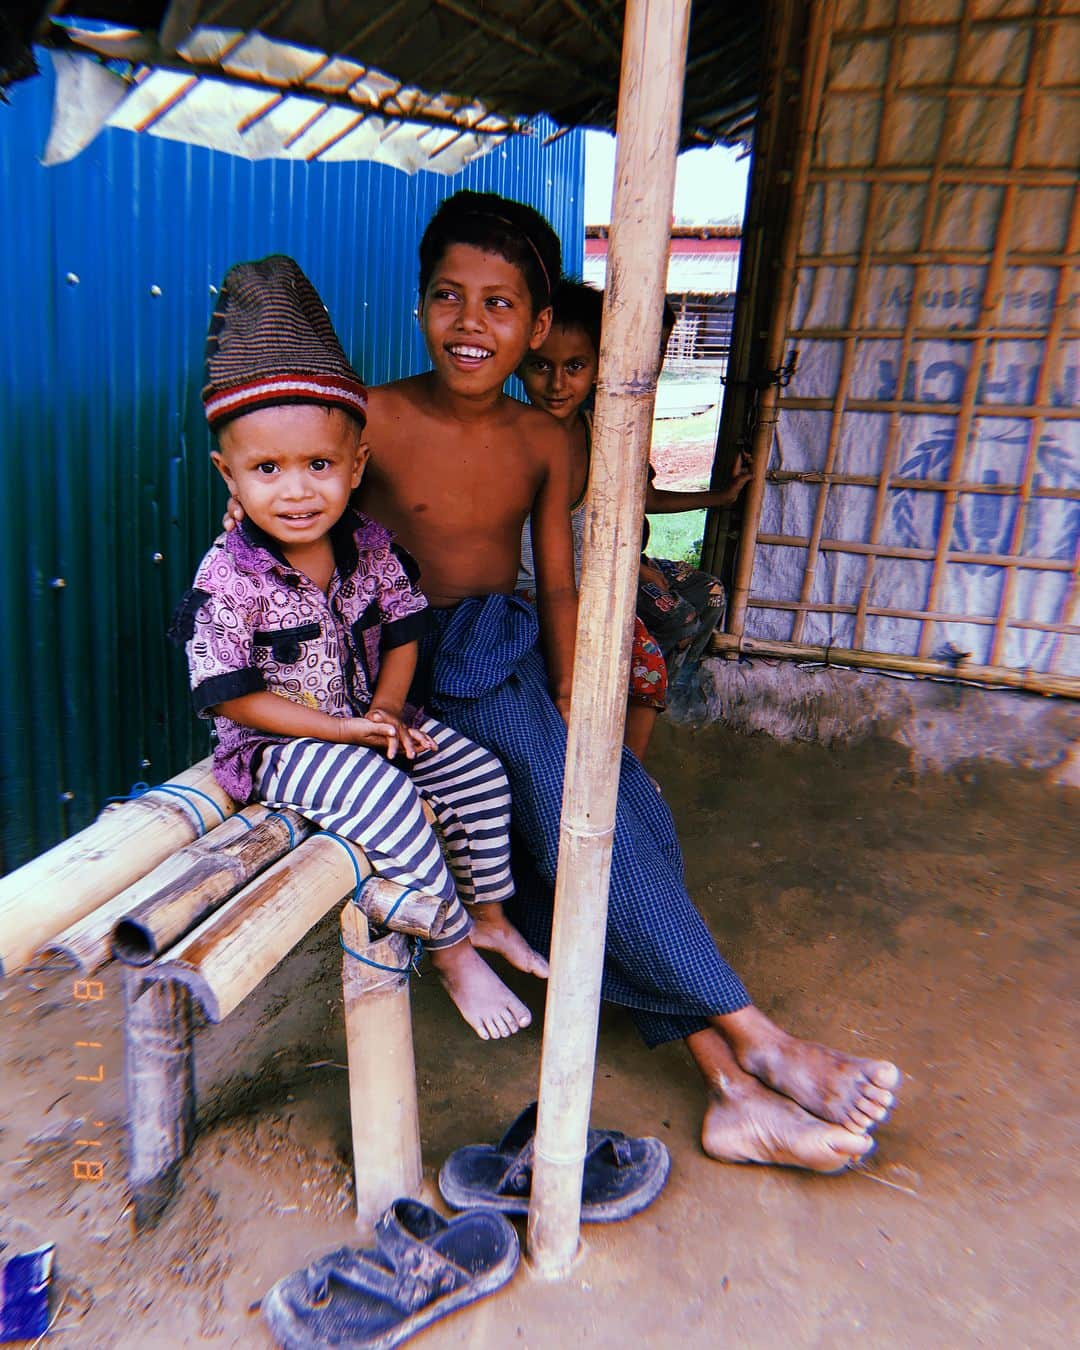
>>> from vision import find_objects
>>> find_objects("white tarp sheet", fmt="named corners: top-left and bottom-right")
top-left (750, 0), bottom-right (1078, 677)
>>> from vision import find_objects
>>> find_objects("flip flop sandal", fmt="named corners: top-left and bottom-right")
top-left (438, 1101), bottom-right (671, 1223)
top-left (262, 1198), bottom-right (519, 1350)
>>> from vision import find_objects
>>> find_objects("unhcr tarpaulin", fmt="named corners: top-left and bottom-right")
top-left (736, 0), bottom-right (1078, 685)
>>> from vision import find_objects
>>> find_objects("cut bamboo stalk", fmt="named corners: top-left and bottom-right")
top-left (527, 0), bottom-right (691, 1281)
top-left (340, 903), bottom-right (422, 1232)
top-left (755, 534), bottom-right (1074, 571)
top-left (712, 632), bottom-right (1079, 698)
top-left (726, 0), bottom-right (838, 640)
top-left (0, 759), bottom-right (237, 979)
top-left (124, 974), bottom-right (196, 1231)
top-left (765, 470), bottom-right (1078, 501)
top-left (35, 806), bottom-right (292, 975)
top-left (776, 396), bottom-right (1075, 419)
top-left (111, 807), bottom-right (311, 966)
top-left (140, 834), bottom-right (447, 1023)
top-left (744, 596), bottom-right (1080, 635)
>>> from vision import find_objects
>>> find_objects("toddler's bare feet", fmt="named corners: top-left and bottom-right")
top-left (719, 1007), bottom-right (901, 1133)
top-left (703, 1073), bottom-right (875, 1173)
top-left (468, 903), bottom-right (549, 978)
top-left (428, 940), bottom-right (533, 1040)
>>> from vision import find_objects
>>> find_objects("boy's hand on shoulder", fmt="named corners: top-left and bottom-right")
top-left (221, 494), bottom-right (245, 533)
top-left (640, 559), bottom-right (669, 591)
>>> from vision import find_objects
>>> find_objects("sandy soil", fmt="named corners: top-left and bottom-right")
top-left (2, 718), bottom-right (1077, 1348)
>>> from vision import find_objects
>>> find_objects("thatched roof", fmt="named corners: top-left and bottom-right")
top-left (5, 3), bottom-right (762, 168)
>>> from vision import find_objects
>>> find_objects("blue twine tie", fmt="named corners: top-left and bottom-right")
top-left (104, 780), bottom-right (228, 837)
top-left (320, 832), bottom-right (422, 976)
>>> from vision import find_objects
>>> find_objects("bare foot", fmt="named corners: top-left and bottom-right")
top-left (428, 940), bottom-right (533, 1040)
top-left (719, 1007), bottom-right (901, 1134)
top-left (703, 1073), bottom-right (875, 1173)
top-left (468, 903), bottom-right (549, 978)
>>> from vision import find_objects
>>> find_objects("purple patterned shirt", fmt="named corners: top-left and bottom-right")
top-left (170, 510), bottom-right (429, 802)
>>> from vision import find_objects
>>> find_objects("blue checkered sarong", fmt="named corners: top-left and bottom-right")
top-left (416, 595), bottom-right (750, 1047)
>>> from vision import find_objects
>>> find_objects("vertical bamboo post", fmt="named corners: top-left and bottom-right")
top-left (124, 974), bottom-right (196, 1231)
top-left (526, 0), bottom-right (691, 1280)
top-left (340, 902), bottom-right (423, 1233)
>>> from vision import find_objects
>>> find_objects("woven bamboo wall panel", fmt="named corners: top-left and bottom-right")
top-left (741, 0), bottom-right (1078, 687)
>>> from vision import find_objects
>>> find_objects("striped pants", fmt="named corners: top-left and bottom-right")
top-left (254, 717), bottom-right (513, 949)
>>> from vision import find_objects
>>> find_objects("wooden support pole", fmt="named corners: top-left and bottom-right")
top-left (124, 973), bottom-right (196, 1231)
top-left (340, 903), bottom-right (423, 1232)
top-left (0, 759), bottom-right (237, 978)
top-left (712, 632), bottom-right (1079, 698)
top-left (141, 834), bottom-right (447, 1023)
top-left (526, 0), bottom-right (691, 1280)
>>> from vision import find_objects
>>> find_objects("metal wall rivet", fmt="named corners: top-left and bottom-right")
top-left (65, 272), bottom-right (79, 285)
top-left (140, 759), bottom-right (152, 769)
top-left (150, 284), bottom-right (163, 297)
top-left (49, 577), bottom-right (66, 589)
top-left (152, 552), bottom-right (164, 564)
top-left (59, 790), bottom-right (75, 802)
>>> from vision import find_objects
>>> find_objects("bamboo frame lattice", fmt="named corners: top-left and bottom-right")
top-left (721, 0), bottom-right (1079, 696)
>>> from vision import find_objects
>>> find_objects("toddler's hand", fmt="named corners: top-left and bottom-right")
top-left (222, 494), bottom-right (244, 533)
top-left (342, 716), bottom-right (401, 758)
top-left (368, 708), bottom-right (437, 761)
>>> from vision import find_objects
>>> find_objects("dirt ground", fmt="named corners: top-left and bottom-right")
top-left (2, 717), bottom-right (1077, 1348)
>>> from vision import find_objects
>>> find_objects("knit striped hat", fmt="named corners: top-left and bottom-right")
top-left (202, 255), bottom-right (367, 429)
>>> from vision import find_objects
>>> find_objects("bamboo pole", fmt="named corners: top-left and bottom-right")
top-left (140, 833), bottom-right (447, 1023)
top-left (340, 903), bottom-right (423, 1232)
top-left (712, 632), bottom-right (1079, 698)
top-left (726, 0), bottom-right (838, 640)
top-left (111, 807), bottom-right (311, 966)
top-left (0, 759), bottom-right (237, 979)
top-left (526, 0), bottom-right (691, 1280)
top-left (744, 596), bottom-right (1080, 636)
top-left (124, 974), bottom-right (196, 1231)
top-left (755, 533), bottom-right (1074, 571)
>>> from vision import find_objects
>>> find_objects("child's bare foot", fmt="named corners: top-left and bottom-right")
top-left (718, 1007), bottom-right (901, 1134)
top-left (468, 903), bottom-right (549, 978)
top-left (703, 1071), bottom-right (875, 1172)
top-left (428, 941), bottom-right (533, 1040)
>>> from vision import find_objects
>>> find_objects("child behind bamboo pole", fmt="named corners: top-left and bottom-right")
top-left (516, 281), bottom-right (668, 760)
top-left (171, 255), bottom-right (547, 1041)
top-left (517, 281), bottom-right (750, 759)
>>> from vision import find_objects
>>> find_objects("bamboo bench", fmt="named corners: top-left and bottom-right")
top-left (0, 759), bottom-right (439, 1231)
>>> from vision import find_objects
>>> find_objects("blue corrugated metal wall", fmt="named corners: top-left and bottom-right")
top-left (0, 63), bottom-right (584, 872)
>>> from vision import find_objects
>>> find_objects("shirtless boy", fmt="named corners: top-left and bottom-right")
top-left (233, 192), bottom-right (901, 1170)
